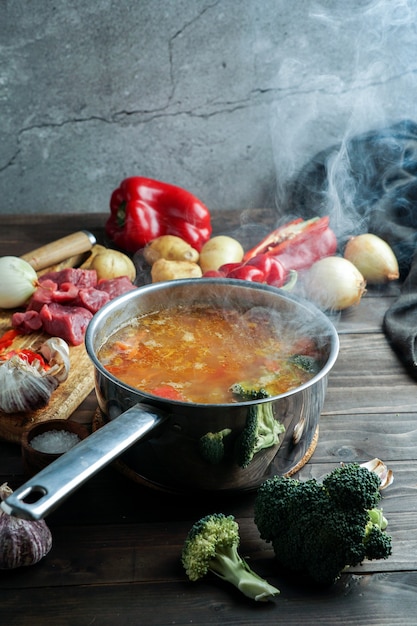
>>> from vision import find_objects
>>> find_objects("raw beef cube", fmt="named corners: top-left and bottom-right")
top-left (77, 287), bottom-right (110, 313)
top-left (39, 268), bottom-right (98, 289)
top-left (11, 310), bottom-right (43, 333)
top-left (27, 280), bottom-right (58, 312)
top-left (40, 302), bottom-right (93, 345)
top-left (97, 276), bottom-right (137, 299)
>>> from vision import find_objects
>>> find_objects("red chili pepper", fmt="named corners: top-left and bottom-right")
top-left (0, 329), bottom-right (20, 353)
top-left (243, 216), bottom-right (337, 271)
top-left (105, 177), bottom-right (212, 253)
top-left (0, 348), bottom-right (49, 369)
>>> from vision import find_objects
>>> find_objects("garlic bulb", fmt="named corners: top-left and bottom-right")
top-left (0, 355), bottom-right (59, 413)
top-left (0, 483), bottom-right (52, 569)
top-left (0, 337), bottom-right (70, 413)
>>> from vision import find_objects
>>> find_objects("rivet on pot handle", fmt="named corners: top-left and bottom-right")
top-left (1, 404), bottom-right (167, 520)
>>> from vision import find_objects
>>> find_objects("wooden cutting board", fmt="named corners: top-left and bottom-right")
top-left (0, 312), bottom-right (95, 444)
top-left (0, 252), bottom-right (96, 443)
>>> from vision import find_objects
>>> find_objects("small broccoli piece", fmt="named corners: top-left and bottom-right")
top-left (230, 382), bottom-right (269, 401)
top-left (289, 354), bottom-right (320, 374)
top-left (199, 428), bottom-right (232, 464)
top-left (254, 463), bottom-right (392, 586)
top-left (235, 402), bottom-right (285, 468)
top-left (182, 513), bottom-right (280, 602)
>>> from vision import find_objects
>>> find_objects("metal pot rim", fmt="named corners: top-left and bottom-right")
top-left (85, 277), bottom-right (340, 407)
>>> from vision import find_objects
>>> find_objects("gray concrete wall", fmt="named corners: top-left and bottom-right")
top-left (1, 0), bottom-right (417, 216)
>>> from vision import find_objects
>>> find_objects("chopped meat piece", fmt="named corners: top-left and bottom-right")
top-left (12, 270), bottom-right (136, 346)
top-left (52, 282), bottom-right (80, 303)
top-left (40, 302), bottom-right (93, 346)
top-left (97, 276), bottom-right (137, 299)
top-left (39, 268), bottom-right (98, 289)
top-left (76, 288), bottom-right (110, 313)
top-left (27, 279), bottom-right (58, 312)
top-left (11, 310), bottom-right (43, 333)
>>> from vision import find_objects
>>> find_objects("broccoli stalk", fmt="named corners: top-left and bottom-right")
top-left (181, 513), bottom-right (280, 602)
top-left (235, 402), bottom-right (285, 468)
top-left (199, 428), bottom-right (232, 464)
top-left (254, 463), bottom-right (392, 586)
top-left (231, 383), bottom-right (284, 468)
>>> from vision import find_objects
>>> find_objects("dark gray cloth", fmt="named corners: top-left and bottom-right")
top-left (286, 119), bottom-right (417, 377)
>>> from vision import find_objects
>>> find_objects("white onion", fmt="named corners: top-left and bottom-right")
top-left (303, 256), bottom-right (366, 311)
top-left (0, 256), bottom-right (38, 308)
top-left (344, 233), bottom-right (399, 284)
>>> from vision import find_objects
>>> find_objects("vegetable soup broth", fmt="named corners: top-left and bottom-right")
top-left (98, 304), bottom-right (317, 404)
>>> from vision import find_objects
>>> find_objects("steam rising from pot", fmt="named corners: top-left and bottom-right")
top-left (269, 0), bottom-right (417, 247)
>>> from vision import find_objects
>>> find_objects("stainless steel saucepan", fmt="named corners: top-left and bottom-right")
top-left (2, 278), bottom-right (339, 519)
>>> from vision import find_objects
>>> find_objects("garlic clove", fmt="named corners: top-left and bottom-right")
top-left (0, 483), bottom-right (52, 569)
top-left (39, 337), bottom-right (71, 383)
top-left (360, 458), bottom-right (394, 490)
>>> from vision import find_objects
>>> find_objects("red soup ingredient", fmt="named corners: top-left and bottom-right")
top-left (98, 304), bottom-right (320, 404)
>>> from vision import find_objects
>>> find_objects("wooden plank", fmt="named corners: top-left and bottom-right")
top-left (322, 333), bottom-right (415, 414)
top-left (313, 412), bottom-right (417, 463)
top-left (1, 572), bottom-right (417, 626)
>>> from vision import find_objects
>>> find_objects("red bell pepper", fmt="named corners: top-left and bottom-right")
top-left (247, 254), bottom-right (288, 287)
top-left (105, 177), bottom-right (212, 253)
top-left (243, 216), bottom-right (337, 271)
top-left (226, 264), bottom-right (265, 283)
top-left (204, 253), bottom-right (289, 288)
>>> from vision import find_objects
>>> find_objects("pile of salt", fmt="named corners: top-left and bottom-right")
top-left (30, 430), bottom-right (80, 454)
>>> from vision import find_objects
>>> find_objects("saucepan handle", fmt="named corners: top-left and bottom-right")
top-left (1, 404), bottom-right (167, 520)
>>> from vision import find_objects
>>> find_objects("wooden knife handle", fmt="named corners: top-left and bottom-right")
top-left (20, 230), bottom-right (97, 271)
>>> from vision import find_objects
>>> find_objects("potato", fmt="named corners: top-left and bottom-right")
top-left (82, 245), bottom-right (136, 281)
top-left (151, 258), bottom-right (202, 283)
top-left (143, 235), bottom-right (199, 266)
top-left (199, 236), bottom-right (244, 273)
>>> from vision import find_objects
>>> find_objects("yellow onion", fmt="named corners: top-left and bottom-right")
top-left (303, 256), bottom-right (366, 311)
top-left (344, 233), bottom-right (399, 284)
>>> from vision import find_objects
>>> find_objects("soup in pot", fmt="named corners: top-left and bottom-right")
top-left (98, 303), bottom-right (322, 404)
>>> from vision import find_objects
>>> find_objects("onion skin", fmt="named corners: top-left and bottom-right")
top-left (303, 256), bottom-right (366, 311)
top-left (344, 234), bottom-right (399, 284)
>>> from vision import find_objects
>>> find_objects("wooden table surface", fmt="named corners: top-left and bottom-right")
top-left (1, 212), bottom-right (416, 626)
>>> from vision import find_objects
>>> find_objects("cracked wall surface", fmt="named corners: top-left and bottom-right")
top-left (1, 0), bottom-right (417, 216)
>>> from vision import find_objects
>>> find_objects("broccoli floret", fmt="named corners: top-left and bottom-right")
top-left (254, 463), bottom-right (392, 586)
top-left (235, 402), bottom-right (285, 468)
top-left (230, 382), bottom-right (269, 400)
top-left (181, 513), bottom-right (280, 602)
top-left (199, 428), bottom-right (232, 464)
top-left (289, 354), bottom-right (320, 374)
